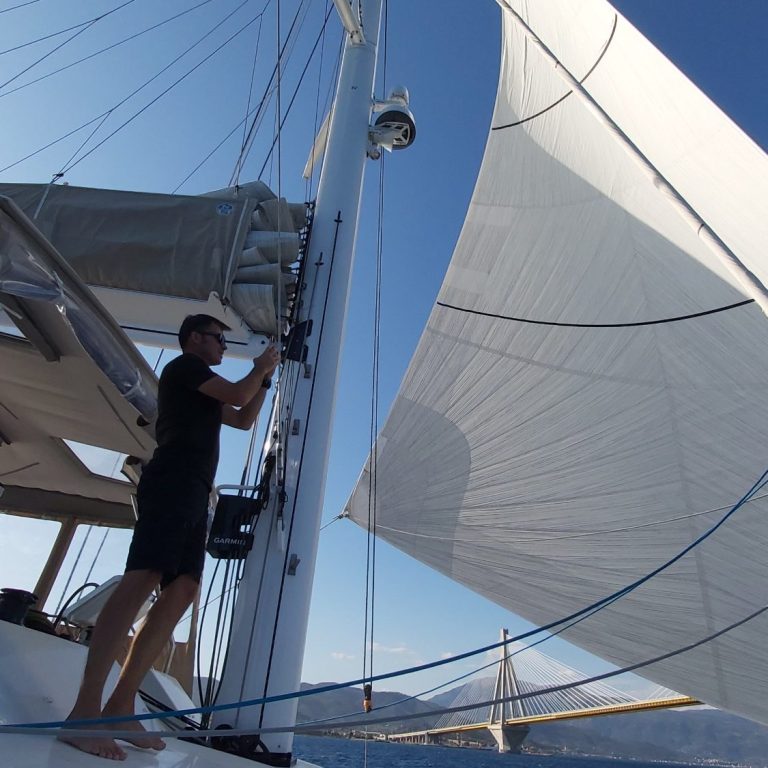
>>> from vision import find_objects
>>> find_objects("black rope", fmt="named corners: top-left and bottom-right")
top-left (492, 13), bottom-right (617, 131)
top-left (0, 0), bottom-right (218, 99)
top-left (436, 298), bottom-right (754, 328)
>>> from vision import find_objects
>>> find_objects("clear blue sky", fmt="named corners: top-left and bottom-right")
top-left (0, 0), bottom-right (766, 701)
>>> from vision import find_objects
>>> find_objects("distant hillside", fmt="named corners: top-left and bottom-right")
top-left (297, 682), bottom-right (768, 765)
top-left (296, 682), bottom-right (438, 734)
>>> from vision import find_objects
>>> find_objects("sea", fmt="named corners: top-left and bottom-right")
top-left (292, 736), bottom-right (709, 768)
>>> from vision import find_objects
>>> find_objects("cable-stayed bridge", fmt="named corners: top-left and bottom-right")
top-left (389, 630), bottom-right (698, 752)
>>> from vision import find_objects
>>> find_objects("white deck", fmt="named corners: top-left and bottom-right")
top-left (0, 732), bottom-right (322, 767)
top-left (0, 733), bottom-right (320, 767)
top-left (0, 622), bottom-right (319, 767)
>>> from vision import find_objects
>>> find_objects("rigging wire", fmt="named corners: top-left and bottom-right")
top-left (0, 0), bottom-right (258, 176)
top-left (0, 0), bottom-right (138, 91)
top-left (82, 529), bottom-right (110, 587)
top-left (306, 0), bottom-right (330, 202)
top-left (362, 1), bottom-right (387, 730)
top-left (0, 0), bottom-right (38, 15)
top-left (228, 0), bottom-right (310, 186)
top-left (53, 526), bottom-right (93, 615)
top-left (256, 3), bottom-right (335, 180)
top-left (233, 16), bottom-right (265, 189)
top-left (59, 5), bottom-right (265, 177)
top-left (0, 0), bottom-right (219, 99)
top-left (0, 5), bottom-right (118, 53)
top-left (174, 0), bottom-right (324, 192)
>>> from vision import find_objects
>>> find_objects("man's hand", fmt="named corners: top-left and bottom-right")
top-left (253, 345), bottom-right (280, 379)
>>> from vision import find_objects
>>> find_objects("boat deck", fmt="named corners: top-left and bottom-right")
top-left (0, 733), bottom-right (320, 767)
top-left (0, 622), bottom-right (319, 767)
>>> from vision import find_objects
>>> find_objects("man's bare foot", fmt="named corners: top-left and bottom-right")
top-left (58, 717), bottom-right (127, 761)
top-left (102, 706), bottom-right (166, 751)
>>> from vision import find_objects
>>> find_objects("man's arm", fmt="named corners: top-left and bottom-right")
top-left (199, 346), bottom-right (279, 406)
top-left (221, 377), bottom-right (273, 429)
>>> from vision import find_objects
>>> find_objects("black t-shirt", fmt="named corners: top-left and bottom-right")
top-left (148, 353), bottom-right (222, 488)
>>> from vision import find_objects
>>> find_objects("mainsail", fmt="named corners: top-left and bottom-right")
top-left (346, 0), bottom-right (768, 723)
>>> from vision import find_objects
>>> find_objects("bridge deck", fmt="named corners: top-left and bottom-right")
top-left (390, 696), bottom-right (699, 738)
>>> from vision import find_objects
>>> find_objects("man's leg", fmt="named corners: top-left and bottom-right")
top-left (59, 569), bottom-right (161, 760)
top-left (101, 574), bottom-right (200, 750)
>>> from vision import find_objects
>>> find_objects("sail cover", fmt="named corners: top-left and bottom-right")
top-left (346, 0), bottom-right (768, 724)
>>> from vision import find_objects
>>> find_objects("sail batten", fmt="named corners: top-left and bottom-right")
top-left (347, 0), bottom-right (768, 724)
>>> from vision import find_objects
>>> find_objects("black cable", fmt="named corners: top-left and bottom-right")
top-left (436, 298), bottom-right (755, 328)
top-left (0, 0), bottom-right (218, 99)
top-left (0, 0), bottom-right (138, 91)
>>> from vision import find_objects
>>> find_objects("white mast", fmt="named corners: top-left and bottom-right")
top-left (213, 0), bottom-right (385, 761)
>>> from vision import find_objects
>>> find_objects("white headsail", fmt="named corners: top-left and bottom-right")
top-left (346, 0), bottom-right (768, 723)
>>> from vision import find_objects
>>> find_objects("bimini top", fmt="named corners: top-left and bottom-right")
top-left (346, 0), bottom-right (768, 725)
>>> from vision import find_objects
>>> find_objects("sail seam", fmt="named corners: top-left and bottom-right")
top-left (436, 298), bottom-right (754, 328)
top-left (491, 13), bottom-right (618, 132)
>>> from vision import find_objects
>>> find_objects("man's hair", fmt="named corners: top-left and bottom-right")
top-left (178, 314), bottom-right (232, 348)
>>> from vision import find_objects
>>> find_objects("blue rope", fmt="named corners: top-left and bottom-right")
top-left (13, 466), bottom-right (768, 729)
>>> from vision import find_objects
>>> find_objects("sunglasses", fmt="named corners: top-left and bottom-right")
top-left (198, 331), bottom-right (227, 347)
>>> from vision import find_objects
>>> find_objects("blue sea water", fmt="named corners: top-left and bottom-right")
top-left (293, 735), bottom-right (703, 768)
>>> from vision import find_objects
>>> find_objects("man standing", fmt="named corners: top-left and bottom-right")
top-left (60, 314), bottom-right (280, 760)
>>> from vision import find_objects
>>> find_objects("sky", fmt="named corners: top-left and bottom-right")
top-left (0, 0), bottom-right (767, 708)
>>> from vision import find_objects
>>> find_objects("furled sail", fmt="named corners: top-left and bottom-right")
top-left (346, 0), bottom-right (768, 724)
top-left (0, 182), bottom-right (306, 340)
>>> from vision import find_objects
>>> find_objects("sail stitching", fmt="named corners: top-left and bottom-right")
top-left (492, 13), bottom-right (617, 131)
top-left (436, 298), bottom-right (754, 328)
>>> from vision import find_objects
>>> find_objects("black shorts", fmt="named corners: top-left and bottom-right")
top-left (125, 466), bottom-right (210, 588)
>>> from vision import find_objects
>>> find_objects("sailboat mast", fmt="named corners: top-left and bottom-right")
top-left (213, 0), bottom-right (384, 762)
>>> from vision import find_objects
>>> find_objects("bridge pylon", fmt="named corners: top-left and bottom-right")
top-left (487, 628), bottom-right (529, 752)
